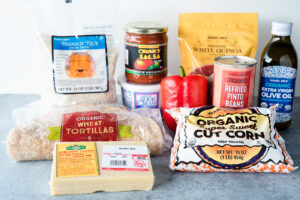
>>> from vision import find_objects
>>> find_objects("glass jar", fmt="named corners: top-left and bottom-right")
top-left (124, 21), bottom-right (168, 84)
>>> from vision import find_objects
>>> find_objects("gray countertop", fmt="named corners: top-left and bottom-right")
top-left (0, 94), bottom-right (299, 200)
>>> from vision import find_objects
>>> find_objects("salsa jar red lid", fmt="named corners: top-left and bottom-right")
top-left (124, 21), bottom-right (168, 84)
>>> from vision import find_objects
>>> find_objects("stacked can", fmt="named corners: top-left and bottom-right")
top-left (118, 21), bottom-right (168, 109)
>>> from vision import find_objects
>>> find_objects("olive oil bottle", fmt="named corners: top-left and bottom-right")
top-left (258, 21), bottom-right (298, 130)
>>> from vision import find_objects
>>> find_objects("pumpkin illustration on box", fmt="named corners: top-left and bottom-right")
top-left (65, 52), bottom-right (96, 78)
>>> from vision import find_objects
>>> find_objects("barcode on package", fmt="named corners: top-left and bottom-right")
top-left (136, 157), bottom-right (146, 160)
top-left (101, 145), bottom-right (149, 171)
top-left (110, 160), bottom-right (127, 166)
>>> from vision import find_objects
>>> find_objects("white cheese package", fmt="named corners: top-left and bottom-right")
top-left (7, 101), bottom-right (172, 161)
top-left (51, 141), bottom-right (154, 195)
top-left (167, 106), bottom-right (296, 173)
top-left (26, 0), bottom-right (119, 106)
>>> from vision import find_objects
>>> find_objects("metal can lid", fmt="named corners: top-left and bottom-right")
top-left (124, 21), bottom-right (168, 34)
top-left (215, 56), bottom-right (257, 68)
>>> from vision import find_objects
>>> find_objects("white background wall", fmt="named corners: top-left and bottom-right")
top-left (0, 0), bottom-right (299, 96)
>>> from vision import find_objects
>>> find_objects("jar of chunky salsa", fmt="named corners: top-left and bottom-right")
top-left (124, 21), bottom-right (168, 84)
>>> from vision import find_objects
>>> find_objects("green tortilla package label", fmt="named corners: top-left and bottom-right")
top-left (167, 106), bottom-right (295, 173)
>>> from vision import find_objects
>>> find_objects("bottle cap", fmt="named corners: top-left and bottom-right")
top-left (271, 21), bottom-right (293, 36)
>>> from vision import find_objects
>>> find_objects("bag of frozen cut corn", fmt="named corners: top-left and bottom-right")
top-left (167, 106), bottom-right (295, 173)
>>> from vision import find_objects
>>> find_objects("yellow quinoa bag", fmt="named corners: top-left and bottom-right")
top-left (178, 13), bottom-right (258, 104)
top-left (179, 13), bottom-right (258, 74)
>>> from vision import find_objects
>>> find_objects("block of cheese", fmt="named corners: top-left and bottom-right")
top-left (51, 141), bottom-right (154, 195)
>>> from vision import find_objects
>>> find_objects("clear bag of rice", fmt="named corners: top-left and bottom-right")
top-left (26, 0), bottom-right (119, 106)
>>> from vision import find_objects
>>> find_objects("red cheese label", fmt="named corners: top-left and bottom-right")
top-left (61, 111), bottom-right (118, 142)
top-left (101, 145), bottom-right (149, 171)
top-left (220, 70), bottom-right (251, 108)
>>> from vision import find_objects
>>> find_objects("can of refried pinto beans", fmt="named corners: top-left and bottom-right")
top-left (213, 56), bottom-right (257, 109)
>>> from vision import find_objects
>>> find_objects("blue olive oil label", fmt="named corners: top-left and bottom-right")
top-left (259, 66), bottom-right (297, 123)
top-left (52, 35), bottom-right (108, 94)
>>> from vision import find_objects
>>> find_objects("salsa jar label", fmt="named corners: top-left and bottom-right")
top-left (259, 66), bottom-right (297, 123)
top-left (125, 43), bottom-right (167, 75)
top-left (61, 111), bottom-right (118, 142)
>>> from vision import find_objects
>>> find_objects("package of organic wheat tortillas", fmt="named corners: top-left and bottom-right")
top-left (178, 13), bottom-right (258, 104)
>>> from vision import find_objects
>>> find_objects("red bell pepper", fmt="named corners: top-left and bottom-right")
top-left (160, 70), bottom-right (207, 132)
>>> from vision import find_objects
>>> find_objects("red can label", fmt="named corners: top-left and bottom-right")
top-left (61, 111), bottom-right (118, 142)
top-left (220, 70), bottom-right (251, 108)
top-left (213, 56), bottom-right (256, 109)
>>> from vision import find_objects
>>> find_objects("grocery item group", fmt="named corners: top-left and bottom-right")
top-left (6, 0), bottom-right (298, 196)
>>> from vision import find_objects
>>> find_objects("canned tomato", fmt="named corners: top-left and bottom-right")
top-left (213, 56), bottom-right (256, 108)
